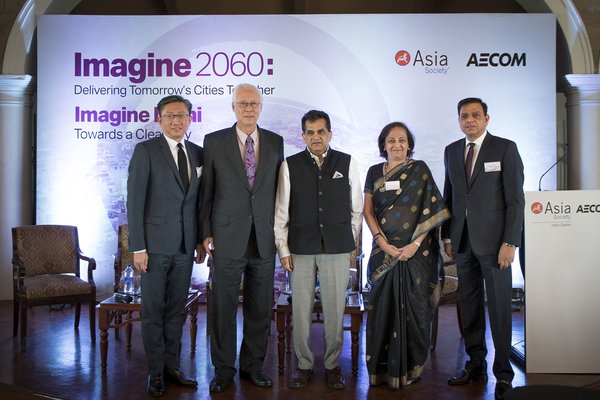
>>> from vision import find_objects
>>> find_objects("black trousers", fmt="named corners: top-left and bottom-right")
top-left (210, 228), bottom-right (275, 376)
top-left (140, 251), bottom-right (194, 375)
top-left (455, 238), bottom-right (514, 382)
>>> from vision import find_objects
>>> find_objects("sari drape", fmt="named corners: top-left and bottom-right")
top-left (365, 160), bottom-right (449, 389)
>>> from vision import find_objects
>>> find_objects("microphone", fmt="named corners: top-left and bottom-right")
top-left (538, 144), bottom-right (569, 191)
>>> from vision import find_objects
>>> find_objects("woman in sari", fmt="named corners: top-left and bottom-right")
top-left (364, 122), bottom-right (450, 390)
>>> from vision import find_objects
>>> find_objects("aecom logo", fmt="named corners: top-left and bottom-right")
top-left (466, 52), bottom-right (526, 67)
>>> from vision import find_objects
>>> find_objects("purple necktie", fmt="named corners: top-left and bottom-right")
top-left (245, 136), bottom-right (256, 188)
top-left (465, 142), bottom-right (475, 181)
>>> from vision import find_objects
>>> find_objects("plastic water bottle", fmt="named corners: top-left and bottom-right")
top-left (122, 264), bottom-right (135, 295)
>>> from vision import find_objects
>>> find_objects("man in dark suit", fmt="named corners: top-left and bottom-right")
top-left (127, 95), bottom-right (205, 397)
top-left (442, 97), bottom-right (524, 400)
top-left (200, 83), bottom-right (284, 393)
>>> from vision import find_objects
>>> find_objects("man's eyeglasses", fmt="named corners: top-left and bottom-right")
top-left (236, 101), bottom-right (261, 109)
top-left (161, 113), bottom-right (190, 121)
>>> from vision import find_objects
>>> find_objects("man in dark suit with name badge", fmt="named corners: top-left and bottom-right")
top-left (200, 83), bottom-right (284, 393)
top-left (442, 97), bottom-right (524, 400)
top-left (127, 95), bottom-right (205, 397)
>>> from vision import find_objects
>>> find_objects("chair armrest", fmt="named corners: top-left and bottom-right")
top-left (12, 258), bottom-right (26, 293)
top-left (79, 254), bottom-right (96, 285)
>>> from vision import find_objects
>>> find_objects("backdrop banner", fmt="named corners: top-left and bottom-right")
top-left (37, 14), bottom-right (556, 294)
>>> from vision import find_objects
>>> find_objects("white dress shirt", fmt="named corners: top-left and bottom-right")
top-left (274, 149), bottom-right (364, 259)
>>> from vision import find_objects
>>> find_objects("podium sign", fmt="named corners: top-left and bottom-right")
top-left (525, 190), bottom-right (600, 373)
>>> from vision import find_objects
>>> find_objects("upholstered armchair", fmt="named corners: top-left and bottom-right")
top-left (12, 225), bottom-right (96, 345)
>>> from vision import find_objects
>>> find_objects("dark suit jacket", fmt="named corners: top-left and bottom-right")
top-left (127, 135), bottom-right (204, 255)
top-left (441, 132), bottom-right (524, 255)
top-left (200, 124), bottom-right (284, 259)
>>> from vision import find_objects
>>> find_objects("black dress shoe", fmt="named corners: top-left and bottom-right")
top-left (239, 370), bottom-right (273, 388)
top-left (165, 369), bottom-right (198, 388)
top-left (147, 374), bottom-right (165, 397)
top-left (210, 374), bottom-right (233, 393)
top-left (448, 368), bottom-right (488, 385)
top-left (494, 380), bottom-right (512, 399)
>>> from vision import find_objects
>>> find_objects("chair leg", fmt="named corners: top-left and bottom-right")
top-left (126, 311), bottom-right (133, 350)
top-left (20, 305), bottom-right (27, 340)
top-left (456, 302), bottom-right (464, 337)
top-left (74, 303), bottom-right (81, 329)
top-left (13, 298), bottom-right (19, 337)
top-left (206, 289), bottom-right (211, 336)
top-left (89, 300), bottom-right (96, 343)
top-left (430, 306), bottom-right (439, 352)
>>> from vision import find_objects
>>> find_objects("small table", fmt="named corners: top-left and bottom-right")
top-left (98, 290), bottom-right (200, 373)
top-left (273, 292), bottom-right (364, 376)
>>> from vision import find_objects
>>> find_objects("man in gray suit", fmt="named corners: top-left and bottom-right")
top-left (200, 83), bottom-right (284, 393)
top-left (127, 95), bottom-right (205, 397)
top-left (442, 97), bottom-right (524, 400)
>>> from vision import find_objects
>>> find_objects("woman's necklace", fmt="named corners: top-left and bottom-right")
top-left (383, 158), bottom-right (409, 179)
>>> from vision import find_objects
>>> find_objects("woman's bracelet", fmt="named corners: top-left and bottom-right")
top-left (413, 241), bottom-right (421, 248)
top-left (373, 232), bottom-right (383, 241)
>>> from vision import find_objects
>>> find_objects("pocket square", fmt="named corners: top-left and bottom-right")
top-left (333, 171), bottom-right (344, 179)
top-left (196, 166), bottom-right (203, 178)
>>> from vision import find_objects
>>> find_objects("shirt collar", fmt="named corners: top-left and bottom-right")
top-left (236, 125), bottom-right (258, 144)
top-left (466, 130), bottom-right (487, 148)
top-left (164, 135), bottom-right (183, 150)
top-left (306, 147), bottom-right (329, 162)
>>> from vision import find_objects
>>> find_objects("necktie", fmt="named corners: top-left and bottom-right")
top-left (465, 142), bottom-right (475, 182)
top-left (245, 136), bottom-right (256, 188)
top-left (177, 143), bottom-right (189, 192)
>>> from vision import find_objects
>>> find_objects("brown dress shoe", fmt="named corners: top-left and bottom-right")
top-left (288, 368), bottom-right (314, 389)
top-left (326, 367), bottom-right (346, 390)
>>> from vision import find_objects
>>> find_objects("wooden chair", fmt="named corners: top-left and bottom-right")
top-left (12, 225), bottom-right (96, 346)
top-left (430, 240), bottom-right (463, 351)
top-left (113, 223), bottom-right (139, 347)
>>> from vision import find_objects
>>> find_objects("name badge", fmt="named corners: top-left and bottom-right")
top-left (484, 161), bottom-right (501, 172)
top-left (385, 180), bottom-right (400, 191)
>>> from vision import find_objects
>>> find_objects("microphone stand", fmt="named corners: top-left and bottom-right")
top-left (538, 144), bottom-right (569, 191)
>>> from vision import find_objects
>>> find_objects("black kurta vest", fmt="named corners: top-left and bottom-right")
top-left (286, 149), bottom-right (355, 255)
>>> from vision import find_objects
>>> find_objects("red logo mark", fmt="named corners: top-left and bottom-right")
top-left (395, 50), bottom-right (411, 66)
top-left (531, 202), bottom-right (543, 214)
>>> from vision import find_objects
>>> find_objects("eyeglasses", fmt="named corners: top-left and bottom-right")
top-left (161, 113), bottom-right (190, 121)
top-left (236, 101), bottom-right (261, 109)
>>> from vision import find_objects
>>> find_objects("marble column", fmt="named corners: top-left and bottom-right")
top-left (563, 74), bottom-right (600, 190)
top-left (0, 75), bottom-right (34, 300)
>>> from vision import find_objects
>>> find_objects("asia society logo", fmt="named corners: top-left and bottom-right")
top-left (530, 201), bottom-right (600, 214)
top-left (394, 49), bottom-right (449, 74)
top-left (395, 50), bottom-right (411, 66)
top-left (466, 52), bottom-right (526, 67)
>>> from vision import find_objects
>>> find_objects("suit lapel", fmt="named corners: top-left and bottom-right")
top-left (469, 133), bottom-right (493, 186)
top-left (159, 136), bottom-right (187, 192)
top-left (185, 140), bottom-right (200, 195)
top-left (253, 126), bottom-right (270, 191)
top-left (454, 139), bottom-right (469, 187)
top-left (224, 126), bottom-right (252, 192)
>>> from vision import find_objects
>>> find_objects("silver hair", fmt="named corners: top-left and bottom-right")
top-left (231, 83), bottom-right (263, 103)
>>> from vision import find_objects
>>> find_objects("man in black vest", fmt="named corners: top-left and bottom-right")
top-left (274, 110), bottom-right (363, 390)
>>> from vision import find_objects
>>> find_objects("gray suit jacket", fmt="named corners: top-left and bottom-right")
top-left (200, 124), bottom-right (284, 259)
top-left (127, 135), bottom-right (204, 255)
top-left (441, 132), bottom-right (524, 255)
